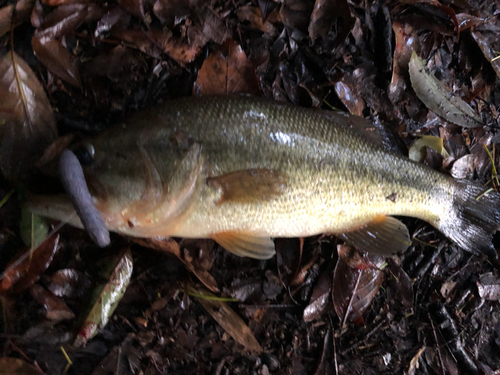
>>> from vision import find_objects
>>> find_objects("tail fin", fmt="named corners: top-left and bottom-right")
top-left (438, 181), bottom-right (500, 259)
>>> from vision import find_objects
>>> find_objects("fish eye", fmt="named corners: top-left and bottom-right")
top-left (73, 143), bottom-right (95, 166)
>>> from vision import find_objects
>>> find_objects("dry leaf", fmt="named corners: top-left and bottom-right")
top-left (0, 0), bottom-right (35, 38)
top-left (32, 35), bottom-right (81, 88)
top-left (0, 233), bottom-right (60, 294)
top-left (409, 52), bottom-right (483, 128)
top-left (189, 284), bottom-right (262, 353)
top-left (0, 52), bottom-right (57, 182)
top-left (333, 249), bottom-right (385, 325)
top-left (194, 39), bottom-right (260, 96)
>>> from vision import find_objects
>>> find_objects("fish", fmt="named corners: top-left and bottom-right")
top-left (28, 95), bottom-right (500, 259)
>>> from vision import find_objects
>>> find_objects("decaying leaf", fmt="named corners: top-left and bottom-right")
top-left (0, 52), bottom-right (57, 182)
top-left (194, 39), bottom-right (260, 96)
top-left (188, 284), bottom-right (262, 353)
top-left (131, 237), bottom-right (219, 292)
top-left (74, 249), bottom-right (133, 347)
top-left (29, 283), bottom-right (75, 321)
top-left (333, 246), bottom-right (385, 325)
top-left (408, 52), bottom-right (483, 128)
top-left (471, 30), bottom-right (500, 81)
top-left (0, 233), bottom-right (60, 294)
top-left (408, 135), bottom-right (450, 163)
top-left (303, 261), bottom-right (333, 322)
top-left (32, 35), bottom-right (81, 88)
top-left (0, 0), bottom-right (35, 38)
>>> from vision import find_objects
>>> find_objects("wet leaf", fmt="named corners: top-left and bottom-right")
top-left (408, 52), bottom-right (483, 128)
top-left (47, 268), bottom-right (91, 298)
top-left (0, 51), bottom-right (57, 182)
top-left (0, 357), bottom-right (41, 375)
top-left (236, 5), bottom-right (278, 35)
top-left (477, 272), bottom-right (500, 301)
top-left (386, 260), bottom-right (413, 309)
top-left (32, 36), bottom-right (81, 88)
top-left (303, 261), bottom-right (333, 322)
top-left (74, 248), bottom-right (133, 347)
top-left (36, 3), bottom-right (89, 40)
top-left (29, 283), bottom-right (75, 321)
top-left (20, 208), bottom-right (49, 249)
top-left (131, 237), bottom-right (219, 292)
top-left (0, 233), bottom-right (60, 294)
top-left (153, 0), bottom-right (191, 27)
top-left (0, 0), bottom-right (35, 38)
top-left (333, 247), bottom-right (385, 324)
top-left (194, 39), bottom-right (260, 96)
top-left (188, 284), bottom-right (262, 353)
top-left (308, 0), bottom-right (335, 40)
top-left (471, 29), bottom-right (500, 82)
top-left (408, 135), bottom-right (450, 163)
top-left (333, 80), bottom-right (365, 116)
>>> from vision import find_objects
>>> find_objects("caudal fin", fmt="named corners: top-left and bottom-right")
top-left (438, 181), bottom-right (500, 258)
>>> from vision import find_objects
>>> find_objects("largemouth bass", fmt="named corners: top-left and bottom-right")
top-left (29, 96), bottom-right (500, 259)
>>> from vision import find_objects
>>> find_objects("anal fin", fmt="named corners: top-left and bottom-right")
top-left (211, 232), bottom-right (276, 260)
top-left (338, 216), bottom-right (411, 256)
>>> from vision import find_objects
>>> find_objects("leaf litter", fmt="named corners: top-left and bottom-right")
top-left (1, 0), bottom-right (500, 373)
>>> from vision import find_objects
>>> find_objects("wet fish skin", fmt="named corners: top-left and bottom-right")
top-left (28, 96), bottom-right (500, 259)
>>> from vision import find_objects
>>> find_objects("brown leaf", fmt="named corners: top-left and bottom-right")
top-left (194, 39), bottom-right (260, 96)
top-left (131, 237), bottom-right (219, 292)
top-left (0, 51), bottom-right (57, 182)
top-left (308, 0), bottom-right (336, 40)
top-left (32, 35), bottom-right (81, 87)
top-left (236, 5), bottom-right (279, 35)
top-left (117, 0), bottom-right (147, 21)
top-left (189, 284), bottom-right (262, 353)
top-left (29, 283), bottom-right (75, 321)
top-left (36, 3), bottom-right (89, 40)
top-left (333, 250), bottom-right (385, 325)
top-left (303, 261), bottom-right (333, 322)
top-left (0, 0), bottom-right (35, 38)
top-left (153, 0), bottom-right (191, 26)
top-left (47, 268), bottom-right (91, 298)
top-left (0, 233), bottom-right (60, 294)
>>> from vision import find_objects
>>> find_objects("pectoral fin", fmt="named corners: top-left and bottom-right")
top-left (206, 169), bottom-right (287, 205)
top-left (338, 216), bottom-right (411, 256)
top-left (211, 232), bottom-right (276, 260)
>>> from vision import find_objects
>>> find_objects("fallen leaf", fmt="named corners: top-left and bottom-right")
top-left (47, 268), bottom-right (92, 298)
top-left (36, 3), bottom-right (89, 40)
top-left (74, 248), bottom-right (133, 347)
top-left (0, 233), bottom-right (60, 294)
top-left (131, 237), bottom-right (219, 292)
top-left (32, 36), bottom-right (81, 87)
top-left (188, 283), bottom-right (262, 353)
top-left (29, 283), bottom-right (75, 321)
top-left (153, 0), bottom-right (191, 26)
top-left (409, 52), bottom-right (483, 128)
top-left (0, 51), bottom-right (57, 182)
top-left (303, 260), bottom-right (333, 322)
top-left (194, 39), bottom-right (260, 96)
top-left (308, 0), bottom-right (335, 40)
top-left (0, 0), bottom-right (35, 38)
top-left (333, 248), bottom-right (385, 325)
